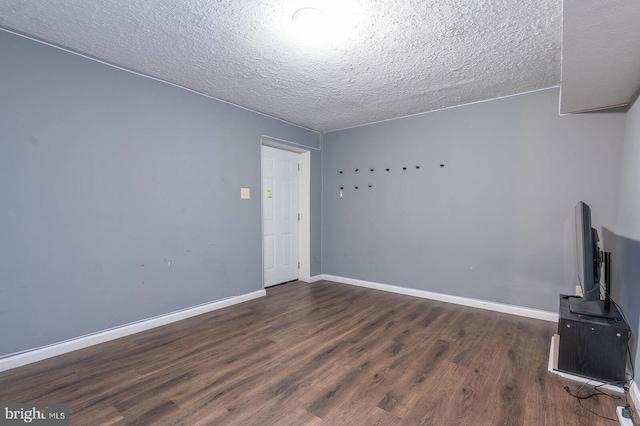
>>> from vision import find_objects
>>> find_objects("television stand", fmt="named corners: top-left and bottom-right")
top-left (558, 295), bottom-right (630, 382)
top-left (568, 297), bottom-right (618, 319)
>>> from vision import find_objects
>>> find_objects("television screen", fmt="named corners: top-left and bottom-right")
top-left (575, 201), bottom-right (601, 301)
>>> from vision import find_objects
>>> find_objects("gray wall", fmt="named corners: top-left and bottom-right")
top-left (0, 30), bottom-right (321, 357)
top-left (611, 95), bottom-right (640, 379)
top-left (322, 88), bottom-right (625, 312)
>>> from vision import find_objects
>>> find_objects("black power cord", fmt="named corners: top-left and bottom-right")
top-left (563, 385), bottom-right (621, 400)
top-left (578, 398), bottom-right (619, 423)
top-left (564, 383), bottom-right (620, 422)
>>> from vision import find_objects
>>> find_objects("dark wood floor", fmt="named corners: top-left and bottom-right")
top-left (0, 281), bottom-right (632, 425)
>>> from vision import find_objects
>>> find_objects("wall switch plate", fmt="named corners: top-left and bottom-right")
top-left (240, 188), bottom-right (250, 199)
top-left (575, 286), bottom-right (583, 297)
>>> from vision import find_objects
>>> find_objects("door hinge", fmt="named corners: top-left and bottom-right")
top-left (298, 163), bottom-right (300, 171)
top-left (298, 213), bottom-right (300, 221)
top-left (298, 262), bottom-right (300, 269)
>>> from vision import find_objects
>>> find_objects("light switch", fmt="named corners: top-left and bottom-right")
top-left (241, 188), bottom-right (250, 199)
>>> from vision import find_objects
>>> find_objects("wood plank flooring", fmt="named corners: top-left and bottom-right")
top-left (0, 281), bottom-right (632, 425)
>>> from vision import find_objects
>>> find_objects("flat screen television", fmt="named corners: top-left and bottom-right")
top-left (569, 201), bottom-right (616, 318)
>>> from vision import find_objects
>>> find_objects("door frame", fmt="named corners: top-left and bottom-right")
top-left (260, 137), bottom-right (311, 287)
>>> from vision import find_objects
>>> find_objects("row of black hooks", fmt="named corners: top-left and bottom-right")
top-left (337, 164), bottom-right (446, 192)
top-left (339, 164), bottom-right (444, 174)
top-left (340, 185), bottom-right (373, 190)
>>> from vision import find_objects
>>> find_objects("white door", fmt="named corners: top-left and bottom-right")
top-left (262, 146), bottom-right (299, 287)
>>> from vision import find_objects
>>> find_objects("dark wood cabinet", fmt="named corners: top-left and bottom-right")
top-left (558, 295), bottom-right (630, 383)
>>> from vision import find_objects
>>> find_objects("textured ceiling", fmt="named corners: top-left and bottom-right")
top-left (560, 0), bottom-right (640, 114)
top-left (0, 0), bottom-right (561, 132)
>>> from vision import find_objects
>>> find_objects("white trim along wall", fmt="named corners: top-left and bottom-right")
top-left (318, 274), bottom-right (558, 322)
top-left (0, 290), bottom-right (265, 373)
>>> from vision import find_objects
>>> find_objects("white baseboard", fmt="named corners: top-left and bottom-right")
top-left (631, 380), bottom-right (640, 416)
top-left (300, 275), bottom-right (323, 283)
top-left (0, 290), bottom-right (266, 373)
top-left (320, 274), bottom-right (558, 322)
